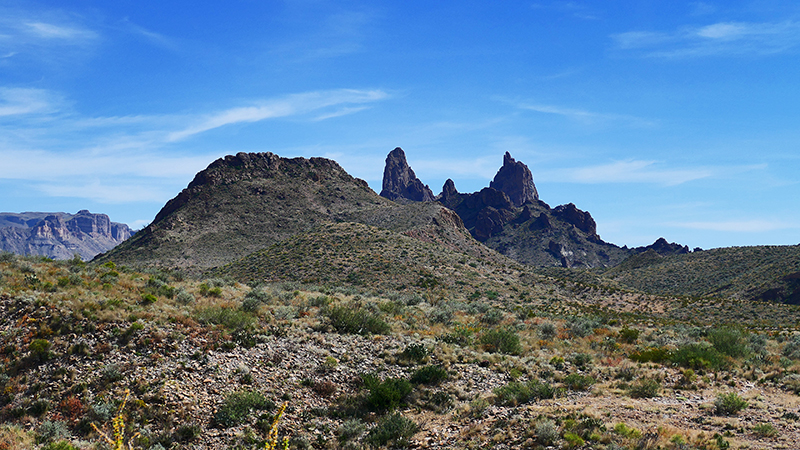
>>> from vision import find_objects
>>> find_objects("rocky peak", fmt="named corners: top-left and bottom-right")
top-left (379, 147), bottom-right (435, 202)
top-left (439, 179), bottom-right (459, 203)
top-left (552, 203), bottom-right (597, 238)
top-left (489, 152), bottom-right (538, 207)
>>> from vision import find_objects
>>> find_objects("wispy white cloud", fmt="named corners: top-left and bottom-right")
top-left (612, 20), bottom-right (800, 57)
top-left (0, 88), bottom-right (62, 116)
top-left (517, 102), bottom-right (656, 127)
top-left (0, 149), bottom-right (213, 180)
top-left (0, 6), bottom-right (100, 65)
top-left (36, 180), bottom-right (172, 204)
top-left (119, 18), bottom-right (180, 51)
top-left (672, 219), bottom-right (795, 232)
top-left (24, 22), bottom-right (96, 41)
top-left (539, 160), bottom-right (713, 185)
top-left (167, 89), bottom-right (388, 141)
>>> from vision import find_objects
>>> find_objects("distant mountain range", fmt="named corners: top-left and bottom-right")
top-left (0, 210), bottom-right (132, 260)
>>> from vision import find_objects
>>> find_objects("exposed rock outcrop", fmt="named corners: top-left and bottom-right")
top-left (379, 147), bottom-right (435, 203)
top-left (489, 152), bottom-right (538, 207)
top-left (0, 210), bottom-right (132, 260)
top-left (633, 237), bottom-right (690, 256)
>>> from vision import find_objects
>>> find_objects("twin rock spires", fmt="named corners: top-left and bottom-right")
top-left (379, 147), bottom-right (538, 207)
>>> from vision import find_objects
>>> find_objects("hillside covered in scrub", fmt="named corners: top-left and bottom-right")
top-left (2, 251), bottom-right (800, 449)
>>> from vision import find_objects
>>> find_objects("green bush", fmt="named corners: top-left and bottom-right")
top-left (400, 343), bottom-right (429, 363)
top-left (212, 390), bottom-right (273, 428)
top-left (538, 322), bottom-right (557, 340)
top-left (479, 328), bottom-right (521, 354)
top-left (494, 379), bottom-right (554, 406)
top-left (782, 335), bottom-right (800, 360)
top-left (41, 442), bottom-right (78, 450)
top-left (715, 392), bottom-right (748, 416)
top-left (323, 305), bottom-right (391, 335)
top-left (752, 422), bottom-right (778, 437)
top-left (196, 306), bottom-right (257, 332)
top-left (410, 365), bottom-right (448, 385)
top-left (534, 418), bottom-right (559, 446)
top-left (338, 419), bottom-right (366, 443)
top-left (670, 342), bottom-right (729, 371)
top-left (618, 327), bottom-right (640, 344)
top-left (629, 346), bottom-right (670, 364)
top-left (29, 339), bottom-right (52, 362)
top-left (563, 373), bottom-right (595, 391)
top-left (363, 374), bottom-right (412, 412)
top-left (628, 378), bottom-right (661, 398)
top-left (365, 413), bottom-right (418, 448)
top-left (707, 327), bottom-right (750, 358)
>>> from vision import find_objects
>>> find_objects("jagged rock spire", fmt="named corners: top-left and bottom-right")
top-left (489, 152), bottom-right (538, 207)
top-left (379, 147), bottom-right (435, 202)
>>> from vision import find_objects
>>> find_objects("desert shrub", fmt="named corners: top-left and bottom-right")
top-left (196, 306), bottom-right (257, 332)
top-left (629, 346), bottom-right (670, 364)
top-left (534, 418), bottom-right (559, 446)
top-left (570, 353), bottom-right (592, 369)
top-left (241, 288), bottom-right (272, 312)
top-left (400, 343), bottom-right (429, 363)
top-left (752, 423), bottom-right (778, 437)
top-left (615, 366), bottom-right (637, 381)
top-left (41, 442), bottom-right (78, 450)
top-left (715, 392), bottom-right (748, 416)
top-left (146, 277), bottom-right (175, 299)
top-left (173, 424), bottom-right (201, 443)
top-left (628, 378), bottom-right (661, 398)
top-left (563, 374), bottom-right (596, 391)
top-left (567, 316), bottom-right (600, 338)
top-left (174, 288), bottom-right (195, 305)
top-left (481, 308), bottom-right (504, 325)
top-left (439, 325), bottom-right (475, 346)
top-left (410, 365), bottom-right (448, 385)
top-left (618, 327), bottom-right (640, 344)
top-left (312, 380), bottom-right (338, 398)
top-left (494, 379), bottom-right (554, 406)
top-left (429, 305), bottom-right (454, 325)
top-left (272, 305), bottom-right (297, 321)
top-left (670, 342), bottom-right (729, 371)
top-left (782, 374), bottom-right (800, 394)
top-left (538, 322), bottom-right (557, 340)
top-left (36, 420), bottom-right (69, 443)
top-left (365, 413), bottom-right (418, 448)
top-left (782, 335), bottom-right (800, 360)
top-left (707, 326), bottom-right (750, 358)
top-left (563, 432), bottom-right (585, 448)
top-left (424, 391), bottom-right (453, 413)
top-left (362, 374), bottom-right (412, 412)
top-left (323, 305), bottom-right (390, 335)
top-left (613, 423), bottom-right (641, 439)
top-left (212, 390), bottom-right (273, 428)
top-left (29, 339), bottom-right (52, 362)
top-left (338, 419), bottom-right (366, 443)
top-left (479, 328), bottom-right (521, 354)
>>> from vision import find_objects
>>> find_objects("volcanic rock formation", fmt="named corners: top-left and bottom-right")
top-left (379, 147), bottom-right (435, 203)
top-left (489, 152), bottom-right (539, 207)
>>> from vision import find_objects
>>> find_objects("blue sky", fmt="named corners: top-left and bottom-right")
top-left (1, 1), bottom-right (799, 250)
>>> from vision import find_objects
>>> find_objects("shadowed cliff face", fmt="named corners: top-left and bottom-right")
top-left (0, 210), bottom-right (132, 260)
top-left (379, 147), bottom-right (435, 203)
top-left (489, 152), bottom-right (539, 207)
